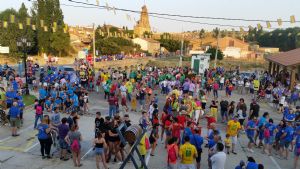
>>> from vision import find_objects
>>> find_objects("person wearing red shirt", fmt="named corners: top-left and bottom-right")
top-left (171, 117), bottom-right (183, 143)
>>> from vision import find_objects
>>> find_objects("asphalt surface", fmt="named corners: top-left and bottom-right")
top-left (0, 87), bottom-right (296, 169)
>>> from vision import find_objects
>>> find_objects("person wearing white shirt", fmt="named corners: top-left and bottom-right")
top-left (220, 76), bottom-right (225, 90)
top-left (210, 143), bottom-right (227, 169)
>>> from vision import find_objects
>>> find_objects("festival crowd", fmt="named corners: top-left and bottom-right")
top-left (1, 59), bottom-right (300, 169)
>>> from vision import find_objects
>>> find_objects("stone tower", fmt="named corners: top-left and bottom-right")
top-left (134, 5), bottom-right (151, 37)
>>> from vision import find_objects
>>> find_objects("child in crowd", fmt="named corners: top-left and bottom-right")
top-left (224, 134), bottom-right (231, 154)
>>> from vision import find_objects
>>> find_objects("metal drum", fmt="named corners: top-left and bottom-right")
top-left (124, 125), bottom-right (142, 144)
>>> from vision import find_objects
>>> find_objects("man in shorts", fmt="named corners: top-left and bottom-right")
top-left (226, 116), bottom-right (241, 154)
top-left (58, 117), bottom-right (69, 161)
top-left (8, 102), bottom-right (20, 136)
top-left (246, 116), bottom-right (257, 153)
top-left (280, 121), bottom-right (294, 159)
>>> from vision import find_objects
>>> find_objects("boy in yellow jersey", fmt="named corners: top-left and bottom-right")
top-left (226, 116), bottom-right (241, 154)
top-left (179, 136), bottom-right (198, 169)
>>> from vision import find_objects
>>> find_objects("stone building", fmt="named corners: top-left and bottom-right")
top-left (134, 5), bottom-right (151, 37)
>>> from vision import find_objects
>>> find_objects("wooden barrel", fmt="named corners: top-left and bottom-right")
top-left (124, 125), bottom-right (142, 144)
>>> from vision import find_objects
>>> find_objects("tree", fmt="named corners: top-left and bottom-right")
top-left (205, 47), bottom-right (224, 60)
top-left (34, 0), bottom-right (70, 56)
top-left (212, 27), bottom-right (220, 39)
top-left (199, 29), bottom-right (205, 46)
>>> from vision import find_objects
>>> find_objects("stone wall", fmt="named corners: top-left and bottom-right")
top-left (94, 57), bottom-right (154, 70)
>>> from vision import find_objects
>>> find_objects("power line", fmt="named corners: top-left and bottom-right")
top-left (58, 1), bottom-right (280, 30)
top-left (67, 0), bottom-right (299, 23)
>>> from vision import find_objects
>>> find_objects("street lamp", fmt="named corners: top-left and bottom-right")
top-left (17, 38), bottom-right (31, 95)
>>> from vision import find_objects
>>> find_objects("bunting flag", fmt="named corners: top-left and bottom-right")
top-left (277, 19), bottom-right (282, 26)
top-left (26, 17), bottom-right (31, 26)
top-left (40, 20), bottom-right (44, 27)
top-left (106, 2), bottom-right (110, 11)
top-left (266, 21), bottom-right (271, 29)
top-left (32, 24), bottom-right (36, 31)
top-left (96, 0), bottom-right (99, 6)
top-left (269, 33), bottom-right (273, 36)
top-left (63, 27), bottom-right (67, 33)
top-left (288, 32), bottom-right (292, 36)
top-left (64, 24), bottom-right (68, 30)
top-left (3, 21), bottom-right (8, 28)
top-left (113, 7), bottom-right (116, 15)
top-left (290, 15), bottom-right (296, 23)
top-left (278, 33), bottom-right (282, 36)
top-left (298, 32), bottom-right (300, 36)
top-left (52, 27), bottom-right (56, 33)
top-left (10, 15), bottom-right (15, 23)
top-left (251, 34), bottom-right (255, 37)
top-left (239, 27), bottom-right (244, 33)
top-left (248, 25), bottom-right (253, 31)
top-left (44, 26), bottom-right (48, 32)
top-left (18, 23), bottom-right (23, 30)
top-left (53, 22), bottom-right (57, 29)
top-left (257, 23), bottom-right (262, 30)
top-left (126, 14), bottom-right (131, 21)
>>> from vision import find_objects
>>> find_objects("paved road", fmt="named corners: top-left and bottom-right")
top-left (0, 89), bottom-right (296, 169)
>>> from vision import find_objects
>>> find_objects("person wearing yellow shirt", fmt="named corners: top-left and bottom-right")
top-left (226, 116), bottom-right (241, 154)
top-left (179, 136), bottom-right (198, 169)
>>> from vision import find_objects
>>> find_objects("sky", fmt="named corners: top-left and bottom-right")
top-left (1, 0), bottom-right (300, 32)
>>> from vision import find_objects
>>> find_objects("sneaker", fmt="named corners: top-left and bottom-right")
top-left (118, 161), bottom-right (123, 165)
top-left (232, 151), bottom-right (237, 155)
top-left (249, 149), bottom-right (254, 153)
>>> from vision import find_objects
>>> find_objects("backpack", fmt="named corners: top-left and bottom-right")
top-left (36, 105), bottom-right (43, 115)
top-left (71, 139), bottom-right (80, 152)
top-left (145, 136), bottom-right (151, 150)
top-left (168, 145), bottom-right (177, 163)
top-left (264, 128), bottom-right (270, 138)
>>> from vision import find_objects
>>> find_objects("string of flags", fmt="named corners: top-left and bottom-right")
top-left (1, 14), bottom-right (69, 34)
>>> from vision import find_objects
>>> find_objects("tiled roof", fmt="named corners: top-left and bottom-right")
top-left (266, 48), bottom-right (300, 66)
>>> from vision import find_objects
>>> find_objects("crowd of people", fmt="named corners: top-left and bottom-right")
top-left (1, 59), bottom-right (300, 169)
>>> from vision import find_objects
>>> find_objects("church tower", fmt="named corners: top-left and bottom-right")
top-left (134, 5), bottom-right (151, 37)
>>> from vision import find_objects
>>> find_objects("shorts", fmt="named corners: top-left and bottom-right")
top-left (59, 138), bottom-right (68, 149)
top-left (280, 140), bottom-right (291, 148)
top-left (183, 90), bottom-right (189, 94)
top-left (231, 136), bottom-right (237, 145)
top-left (264, 136), bottom-right (275, 145)
top-left (247, 135), bottom-right (255, 143)
top-left (179, 164), bottom-right (195, 169)
top-left (95, 147), bottom-right (104, 155)
top-left (10, 118), bottom-right (20, 127)
top-left (139, 99), bottom-right (145, 106)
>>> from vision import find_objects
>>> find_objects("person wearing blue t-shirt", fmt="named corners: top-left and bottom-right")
top-left (264, 119), bottom-right (276, 155)
top-left (8, 102), bottom-right (20, 136)
top-left (280, 121), bottom-right (294, 159)
top-left (293, 126), bottom-right (300, 169)
top-left (6, 89), bottom-right (16, 108)
top-left (246, 116), bottom-right (257, 153)
top-left (189, 128), bottom-right (203, 169)
top-left (39, 87), bottom-right (47, 100)
top-left (37, 118), bottom-right (52, 159)
top-left (71, 94), bottom-right (79, 109)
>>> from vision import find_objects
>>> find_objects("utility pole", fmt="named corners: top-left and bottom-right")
top-left (180, 27), bottom-right (184, 67)
top-left (214, 27), bottom-right (219, 68)
top-left (93, 23), bottom-right (96, 65)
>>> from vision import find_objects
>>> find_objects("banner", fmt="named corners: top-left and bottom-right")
top-left (18, 23), bottom-right (23, 30)
top-left (10, 15), bottom-right (15, 23)
top-left (266, 21), bottom-right (271, 29)
top-left (257, 23), bottom-right (262, 30)
top-left (290, 15), bottom-right (296, 23)
top-left (3, 21), bottom-right (8, 28)
top-left (26, 17), bottom-right (31, 26)
top-left (53, 22), bottom-right (57, 29)
top-left (40, 20), bottom-right (44, 27)
top-left (32, 25), bottom-right (36, 31)
top-left (277, 19), bottom-right (282, 26)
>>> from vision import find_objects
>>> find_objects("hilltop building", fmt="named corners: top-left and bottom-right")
top-left (134, 5), bottom-right (151, 37)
